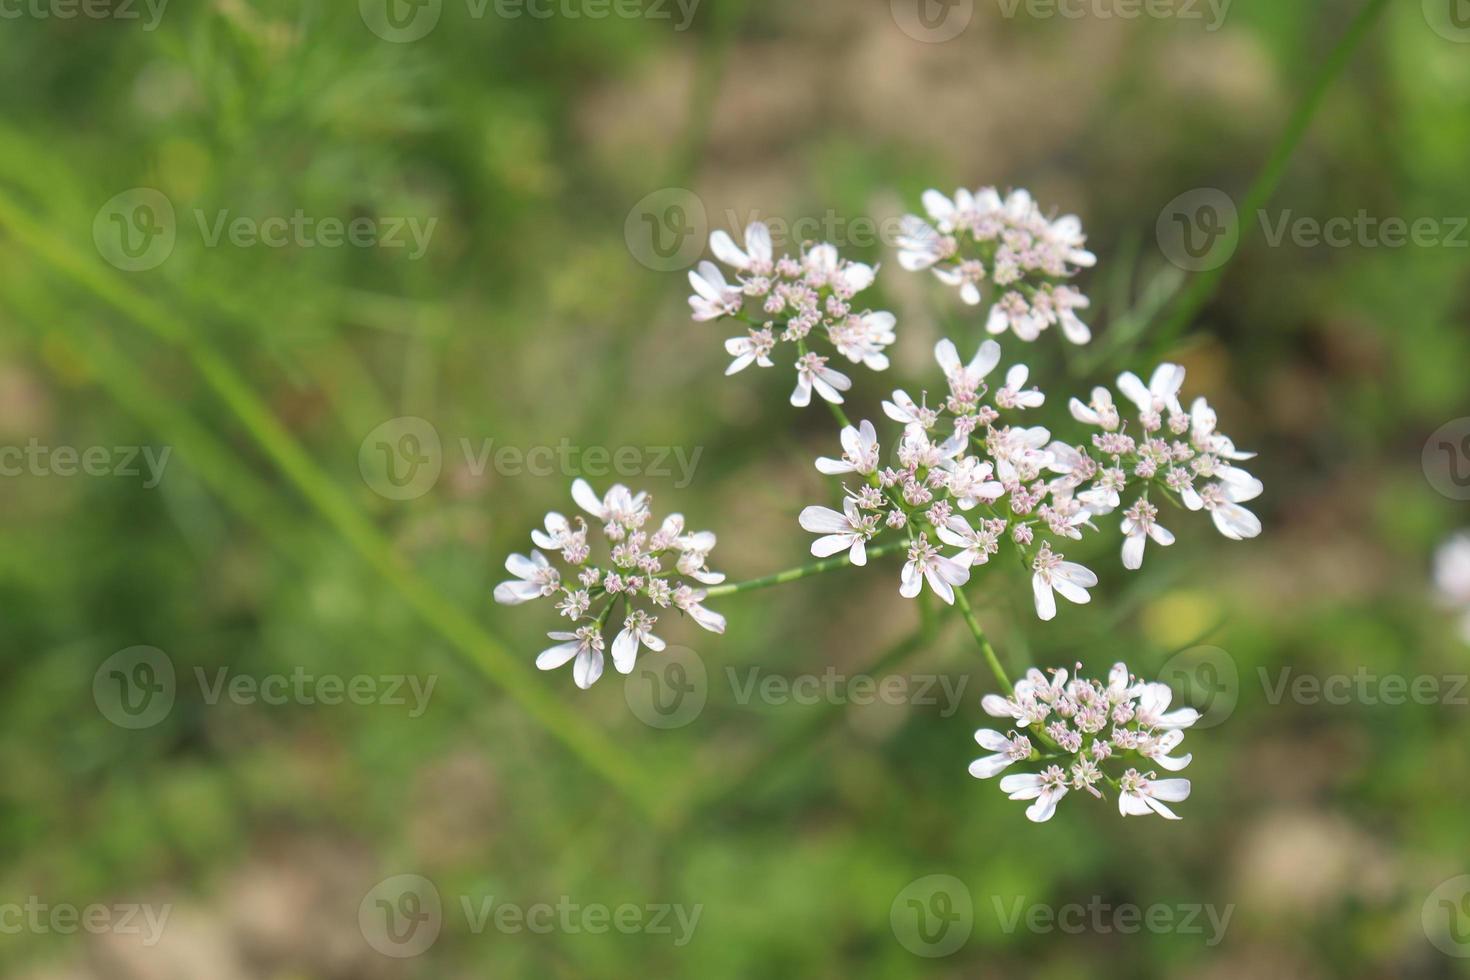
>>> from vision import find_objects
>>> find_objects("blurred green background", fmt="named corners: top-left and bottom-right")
top-left (2, 0), bottom-right (1469, 976)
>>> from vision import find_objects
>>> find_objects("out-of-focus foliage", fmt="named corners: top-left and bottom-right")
top-left (1, 1), bottom-right (1467, 977)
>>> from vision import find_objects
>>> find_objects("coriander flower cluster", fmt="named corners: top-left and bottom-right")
top-left (898, 187), bottom-right (1096, 344)
top-left (493, 479), bottom-right (726, 689)
top-left (688, 221), bottom-right (896, 406)
top-left (798, 340), bottom-right (1263, 620)
top-left (970, 663), bottom-right (1197, 822)
top-left (1434, 532), bottom-right (1470, 644)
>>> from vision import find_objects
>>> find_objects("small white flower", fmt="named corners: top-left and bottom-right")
top-left (1435, 532), bottom-right (1470, 643)
top-left (611, 609), bottom-right (665, 675)
top-left (1068, 387), bottom-right (1120, 430)
top-left (895, 214), bottom-right (947, 271)
top-left (934, 337), bottom-right (1002, 398)
top-left (1138, 729), bottom-right (1193, 772)
top-left (1196, 480), bottom-right (1263, 540)
top-left (994, 364), bottom-right (1045, 410)
top-left (882, 389), bottom-right (940, 432)
top-left (1189, 396), bottom-right (1256, 461)
top-left (536, 626), bottom-right (605, 690)
top-left (998, 765), bottom-right (1069, 823)
top-left (989, 425), bottom-right (1054, 484)
top-left (816, 419), bottom-right (881, 476)
top-left (900, 533), bottom-right (971, 605)
top-left (798, 498), bottom-right (876, 565)
top-left (493, 550), bottom-right (560, 605)
top-left (688, 260), bottom-right (743, 322)
top-left (942, 456), bottom-right (1004, 510)
top-left (1117, 363), bottom-right (1186, 419)
top-left (570, 478), bottom-right (649, 528)
top-left (673, 584), bottom-right (726, 634)
top-left (724, 327), bottom-right (776, 375)
top-left (1134, 682), bottom-right (1199, 729)
top-left (709, 221), bottom-right (773, 273)
top-left (937, 514), bottom-right (1004, 567)
top-left (1120, 498), bottom-right (1175, 569)
top-left (674, 528), bottom-right (725, 585)
top-left (804, 242), bottom-right (875, 293)
top-left (790, 352), bottom-right (852, 407)
top-left (969, 729), bottom-right (1033, 778)
top-left (1030, 543), bottom-right (1097, 621)
top-left (1044, 213), bottom-right (1096, 268)
top-left (1118, 769), bottom-right (1191, 820)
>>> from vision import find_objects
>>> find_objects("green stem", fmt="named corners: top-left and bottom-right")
top-left (0, 187), bottom-right (670, 823)
top-left (952, 588), bottom-right (1013, 695)
top-left (1149, 0), bottom-right (1391, 350)
top-left (704, 540), bottom-right (906, 598)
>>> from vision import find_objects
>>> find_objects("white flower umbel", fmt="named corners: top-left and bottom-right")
top-left (1434, 532), bottom-right (1470, 644)
top-left (799, 347), bottom-right (1263, 622)
top-left (495, 479), bottom-right (725, 687)
top-left (689, 220), bottom-right (897, 407)
top-left (972, 662), bottom-right (1197, 822)
top-left (899, 186), bottom-right (1096, 345)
